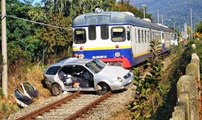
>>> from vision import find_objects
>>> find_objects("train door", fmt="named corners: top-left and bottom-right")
top-left (132, 27), bottom-right (147, 64)
top-left (131, 26), bottom-right (138, 56)
top-left (136, 28), bottom-right (146, 56)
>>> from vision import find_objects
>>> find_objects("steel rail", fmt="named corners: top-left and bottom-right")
top-left (65, 92), bottom-right (113, 120)
top-left (16, 91), bottom-right (80, 120)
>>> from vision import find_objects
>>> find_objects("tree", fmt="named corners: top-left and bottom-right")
top-left (5, 0), bottom-right (42, 64)
top-left (1, 0), bottom-right (150, 65)
top-left (31, 0), bottom-right (117, 63)
top-left (196, 21), bottom-right (202, 34)
top-left (113, 0), bottom-right (152, 19)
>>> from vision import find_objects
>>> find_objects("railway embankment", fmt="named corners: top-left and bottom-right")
top-left (170, 44), bottom-right (200, 120)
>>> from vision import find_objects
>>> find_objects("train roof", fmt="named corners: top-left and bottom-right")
top-left (72, 11), bottom-right (172, 32)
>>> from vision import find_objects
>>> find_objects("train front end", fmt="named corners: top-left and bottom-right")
top-left (72, 11), bottom-right (134, 69)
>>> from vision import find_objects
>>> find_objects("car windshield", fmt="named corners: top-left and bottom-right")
top-left (85, 59), bottom-right (106, 73)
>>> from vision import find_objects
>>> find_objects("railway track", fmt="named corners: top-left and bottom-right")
top-left (16, 91), bottom-right (112, 120)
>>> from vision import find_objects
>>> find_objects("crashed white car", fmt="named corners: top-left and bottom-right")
top-left (44, 58), bottom-right (133, 96)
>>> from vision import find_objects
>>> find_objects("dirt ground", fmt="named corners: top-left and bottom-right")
top-left (110, 109), bottom-right (132, 120)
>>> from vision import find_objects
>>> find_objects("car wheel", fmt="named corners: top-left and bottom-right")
top-left (51, 84), bottom-right (62, 96)
top-left (97, 83), bottom-right (111, 95)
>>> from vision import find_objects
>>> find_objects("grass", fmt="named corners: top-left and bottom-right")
top-left (0, 64), bottom-right (51, 119)
top-left (0, 52), bottom-right (70, 119)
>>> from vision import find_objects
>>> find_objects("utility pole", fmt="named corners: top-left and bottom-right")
top-left (1, 0), bottom-right (8, 98)
top-left (161, 15), bottom-right (164, 25)
top-left (178, 25), bottom-right (181, 32)
top-left (157, 9), bottom-right (160, 23)
top-left (141, 4), bottom-right (147, 19)
top-left (190, 8), bottom-right (193, 38)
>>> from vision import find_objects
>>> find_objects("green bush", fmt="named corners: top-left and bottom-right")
top-left (152, 42), bottom-right (193, 120)
top-left (130, 41), bottom-right (195, 120)
top-left (130, 39), bottom-right (168, 120)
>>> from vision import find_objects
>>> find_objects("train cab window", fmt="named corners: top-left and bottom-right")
top-left (74, 29), bottom-right (86, 44)
top-left (101, 24), bottom-right (109, 39)
top-left (88, 25), bottom-right (96, 40)
top-left (111, 27), bottom-right (126, 42)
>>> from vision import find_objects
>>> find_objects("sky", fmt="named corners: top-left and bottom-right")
top-left (33, 0), bottom-right (41, 5)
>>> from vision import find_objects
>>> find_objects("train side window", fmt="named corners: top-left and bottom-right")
top-left (134, 29), bottom-right (137, 43)
top-left (148, 31), bottom-right (150, 43)
top-left (158, 32), bottom-right (161, 41)
top-left (162, 32), bottom-right (165, 39)
top-left (150, 30), bottom-right (153, 42)
top-left (145, 30), bottom-right (147, 43)
top-left (74, 29), bottom-right (86, 44)
top-left (153, 32), bottom-right (155, 41)
top-left (101, 24), bottom-right (109, 40)
top-left (111, 27), bottom-right (126, 42)
top-left (138, 29), bottom-right (140, 43)
top-left (141, 30), bottom-right (144, 44)
top-left (88, 25), bottom-right (96, 40)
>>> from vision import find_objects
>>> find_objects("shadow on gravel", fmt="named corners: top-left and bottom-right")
top-left (79, 89), bottom-right (127, 95)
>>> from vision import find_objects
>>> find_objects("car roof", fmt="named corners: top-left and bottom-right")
top-left (49, 58), bottom-right (92, 67)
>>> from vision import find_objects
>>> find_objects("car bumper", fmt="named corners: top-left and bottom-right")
top-left (110, 78), bottom-right (132, 91)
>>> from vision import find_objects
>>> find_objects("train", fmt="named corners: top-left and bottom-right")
top-left (72, 9), bottom-right (176, 69)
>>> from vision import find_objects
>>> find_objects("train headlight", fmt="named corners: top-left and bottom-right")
top-left (115, 52), bottom-right (121, 57)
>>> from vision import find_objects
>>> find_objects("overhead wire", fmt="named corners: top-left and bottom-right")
top-left (1, 14), bottom-right (71, 31)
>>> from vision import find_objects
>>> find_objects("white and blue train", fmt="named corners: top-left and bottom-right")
top-left (72, 10), bottom-right (175, 69)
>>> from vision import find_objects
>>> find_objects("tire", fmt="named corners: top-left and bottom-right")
top-left (97, 83), bottom-right (111, 95)
top-left (51, 84), bottom-right (62, 96)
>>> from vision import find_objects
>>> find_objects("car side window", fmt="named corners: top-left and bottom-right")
top-left (46, 66), bottom-right (61, 75)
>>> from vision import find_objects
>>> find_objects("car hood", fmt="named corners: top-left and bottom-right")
top-left (97, 65), bottom-right (129, 78)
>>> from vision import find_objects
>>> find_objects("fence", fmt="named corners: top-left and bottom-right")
top-left (170, 44), bottom-right (200, 120)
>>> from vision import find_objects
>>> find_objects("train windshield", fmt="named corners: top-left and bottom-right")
top-left (74, 29), bottom-right (86, 44)
top-left (111, 27), bottom-right (126, 42)
top-left (85, 59), bottom-right (106, 73)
